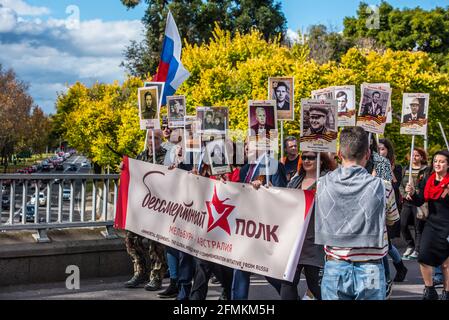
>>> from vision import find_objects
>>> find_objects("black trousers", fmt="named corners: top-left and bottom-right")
top-left (190, 257), bottom-right (234, 300)
top-left (280, 264), bottom-right (322, 300)
top-left (400, 204), bottom-right (425, 251)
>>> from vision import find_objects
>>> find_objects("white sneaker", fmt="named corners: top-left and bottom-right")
top-left (409, 250), bottom-right (419, 259)
top-left (402, 247), bottom-right (414, 259)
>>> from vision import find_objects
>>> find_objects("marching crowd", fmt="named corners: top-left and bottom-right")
top-left (120, 124), bottom-right (449, 301)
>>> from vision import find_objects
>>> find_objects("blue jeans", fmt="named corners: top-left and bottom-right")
top-left (165, 246), bottom-right (179, 280)
top-left (321, 259), bottom-right (386, 300)
top-left (383, 256), bottom-right (390, 281)
top-left (389, 244), bottom-right (402, 264)
top-left (231, 269), bottom-right (282, 300)
top-left (434, 265), bottom-right (443, 281)
top-left (165, 247), bottom-right (194, 300)
top-left (231, 269), bottom-right (251, 300)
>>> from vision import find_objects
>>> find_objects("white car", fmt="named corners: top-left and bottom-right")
top-left (62, 188), bottom-right (71, 201)
top-left (30, 192), bottom-right (47, 206)
top-left (81, 161), bottom-right (90, 168)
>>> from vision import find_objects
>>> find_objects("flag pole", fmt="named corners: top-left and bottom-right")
top-left (438, 122), bottom-right (449, 151)
top-left (316, 152), bottom-right (321, 181)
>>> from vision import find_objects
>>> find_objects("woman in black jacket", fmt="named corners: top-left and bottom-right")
top-left (406, 150), bottom-right (449, 300)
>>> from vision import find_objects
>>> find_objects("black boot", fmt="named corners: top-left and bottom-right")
top-left (393, 260), bottom-right (408, 282)
top-left (124, 274), bottom-right (147, 288)
top-left (158, 278), bottom-right (179, 298)
top-left (422, 286), bottom-right (439, 300)
top-left (144, 278), bottom-right (163, 291)
top-left (440, 290), bottom-right (449, 300)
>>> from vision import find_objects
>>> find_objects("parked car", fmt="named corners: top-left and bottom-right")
top-left (30, 192), bottom-right (47, 206)
top-left (62, 188), bottom-right (71, 200)
top-left (20, 205), bottom-right (36, 222)
top-left (66, 164), bottom-right (77, 172)
top-left (1, 194), bottom-right (10, 209)
top-left (41, 161), bottom-right (50, 172)
top-left (80, 161), bottom-right (90, 168)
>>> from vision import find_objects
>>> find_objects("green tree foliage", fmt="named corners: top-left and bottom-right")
top-left (57, 28), bottom-right (449, 168)
top-left (179, 29), bottom-right (449, 162)
top-left (120, 0), bottom-right (287, 77)
top-left (305, 25), bottom-right (353, 64)
top-left (343, 1), bottom-right (449, 71)
top-left (54, 78), bottom-right (145, 169)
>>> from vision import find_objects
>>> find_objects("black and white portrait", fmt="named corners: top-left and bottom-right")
top-left (196, 107), bottom-right (229, 134)
top-left (205, 139), bottom-right (231, 175)
top-left (167, 95), bottom-right (186, 128)
top-left (138, 86), bottom-right (160, 130)
top-left (268, 77), bottom-right (294, 120)
top-left (400, 93), bottom-right (429, 136)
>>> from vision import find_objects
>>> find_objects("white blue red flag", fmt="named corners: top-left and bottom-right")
top-left (153, 11), bottom-right (190, 105)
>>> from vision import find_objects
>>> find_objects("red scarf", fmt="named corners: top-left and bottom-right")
top-left (424, 172), bottom-right (449, 201)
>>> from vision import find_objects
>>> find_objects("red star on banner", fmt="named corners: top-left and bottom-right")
top-left (205, 186), bottom-right (235, 235)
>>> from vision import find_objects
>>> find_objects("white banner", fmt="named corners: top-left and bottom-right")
top-left (115, 157), bottom-right (314, 281)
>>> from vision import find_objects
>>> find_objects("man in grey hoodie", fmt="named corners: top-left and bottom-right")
top-left (315, 127), bottom-right (399, 300)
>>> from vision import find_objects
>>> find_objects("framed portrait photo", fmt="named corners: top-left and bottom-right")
top-left (248, 100), bottom-right (278, 137)
top-left (196, 106), bottom-right (229, 141)
top-left (300, 99), bottom-right (338, 153)
top-left (167, 95), bottom-right (186, 128)
top-left (400, 93), bottom-right (429, 136)
top-left (205, 138), bottom-right (231, 175)
top-left (183, 115), bottom-right (202, 153)
top-left (144, 81), bottom-right (165, 109)
top-left (138, 86), bottom-right (160, 130)
top-left (333, 85), bottom-right (356, 127)
top-left (268, 77), bottom-right (294, 121)
top-left (356, 83), bottom-right (391, 134)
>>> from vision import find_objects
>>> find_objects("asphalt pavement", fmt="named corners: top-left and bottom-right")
top-left (0, 256), bottom-right (438, 300)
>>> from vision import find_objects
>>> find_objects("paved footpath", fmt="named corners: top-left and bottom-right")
top-left (0, 258), bottom-right (439, 300)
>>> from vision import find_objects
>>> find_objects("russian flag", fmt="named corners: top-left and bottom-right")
top-left (153, 11), bottom-right (190, 105)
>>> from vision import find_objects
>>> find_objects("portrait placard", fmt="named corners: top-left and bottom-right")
top-left (205, 139), bottom-right (231, 175)
top-left (144, 81), bottom-right (165, 109)
top-left (268, 77), bottom-right (294, 121)
top-left (356, 83), bottom-right (391, 134)
top-left (183, 115), bottom-right (202, 152)
top-left (334, 85), bottom-right (356, 127)
top-left (138, 86), bottom-right (160, 130)
top-left (400, 93), bottom-right (429, 136)
top-left (300, 99), bottom-right (338, 153)
top-left (196, 107), bottom-right (229, 142)
top-left (167, 95), bottom-right (186, 128)
top-left (248, 100), bottom-right (278, 137)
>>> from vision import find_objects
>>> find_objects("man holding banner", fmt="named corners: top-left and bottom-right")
top-left (124, 130), bottom-right (168, 291)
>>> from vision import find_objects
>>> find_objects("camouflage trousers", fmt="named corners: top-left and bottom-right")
top-left (125, 231), bottom-right (167, 281)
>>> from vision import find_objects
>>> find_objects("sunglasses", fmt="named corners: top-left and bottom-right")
top-left (301, 155), bottom-right (317, 161)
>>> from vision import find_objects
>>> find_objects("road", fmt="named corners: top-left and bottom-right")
top-left (0, 154), bottom-right (96, 224)
top-left (0, 256), bottom-right (437, 300)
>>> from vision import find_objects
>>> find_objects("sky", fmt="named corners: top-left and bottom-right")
top-left (0, 0), bottom-right (448, 115)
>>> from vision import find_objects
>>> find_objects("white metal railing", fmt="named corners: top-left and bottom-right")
top-left (0, 174), bottom-right (120, 242)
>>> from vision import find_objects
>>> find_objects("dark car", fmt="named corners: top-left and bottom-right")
top-left (1, 194), bottom-right (10, 209)
top-left (66, 164), bottom-right (77, 172)
top-left (20, 205), bottom-right (35, 223)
